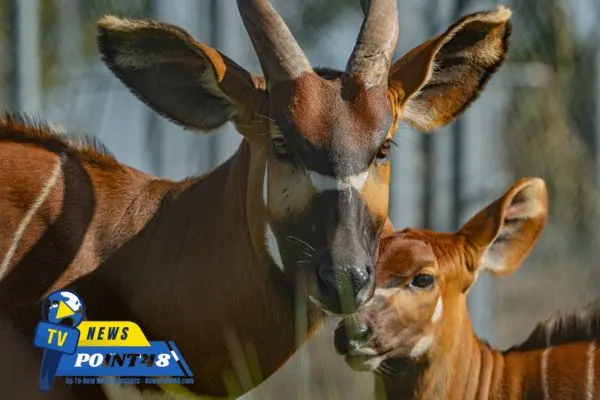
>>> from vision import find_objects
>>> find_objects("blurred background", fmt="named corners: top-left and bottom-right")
top-left (1, 0), bottom-right (600, 398)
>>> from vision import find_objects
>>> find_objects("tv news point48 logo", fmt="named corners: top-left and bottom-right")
top-left (33, 290), bottom-right (194, 393)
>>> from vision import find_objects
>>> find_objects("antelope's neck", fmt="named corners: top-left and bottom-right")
top-left (382, 309), bottom-right (499, 400)
top-left (382, 314), bottom-right (600, 400)
top-left (70, 140), bottom-right (321, 396)
top-left (490, 340), bottom-right (600, 399)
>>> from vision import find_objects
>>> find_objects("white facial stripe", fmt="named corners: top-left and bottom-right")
top-left (410, 333), bottom-right (434, 359)
top-left (431, 297), bottom-right (443, 323)
top-left (262, 162), bottom-right (269, 206)
top-left (372, 287), bottom-right (399, 300)
top-left (265, 224), bottom-right (284, 271)
top-left (308, 170), bottom-right (369, 193)
top-left (262, 162), bottom-right (284, 270)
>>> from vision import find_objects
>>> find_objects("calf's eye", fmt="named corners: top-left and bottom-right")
top-left (409, 274), bottom-right (435, 289)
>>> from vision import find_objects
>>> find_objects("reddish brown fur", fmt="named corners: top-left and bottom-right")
top-left (0, 114), bottom-right (123, 170)
top-left (281, 74), bottom-right (392, 150)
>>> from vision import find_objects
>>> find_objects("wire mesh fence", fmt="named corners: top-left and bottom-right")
top-left (1, 0), bottom-right (599, 398)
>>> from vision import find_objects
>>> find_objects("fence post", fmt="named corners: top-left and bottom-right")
top-left (144, 0), bottom-right (164, 177)
top-left (9, 0), bottom-right (41, 115)
top-left (56, 0), bottom-right (82, 82)
top-left (596, 49), bottom-right (600, 190)
top-left (207, 0), bottom-right (243, 169)
top-left (422, 134), bottom-right (435, 228)
top-left (450, 120), bottom-right (464, 230)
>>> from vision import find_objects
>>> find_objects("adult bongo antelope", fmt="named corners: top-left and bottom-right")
top-left (0, 0), bottom-right (511, 398)
top-left (335, 178), bottom-right (600, 399)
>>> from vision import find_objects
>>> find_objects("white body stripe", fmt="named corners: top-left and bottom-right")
top-left (541, 347), bottom-right (552, 400)
top-left (308, 170), bottom-right (369, 192)
top-left (586, 340), bottom-right (596, 400)
top-left (0, 158), bottom-right (62, 279)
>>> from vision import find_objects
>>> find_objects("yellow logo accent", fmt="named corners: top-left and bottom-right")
top-left (56, 301), bottom-right (75, 319)
top-left (77, 322), bottom-right (151, 347)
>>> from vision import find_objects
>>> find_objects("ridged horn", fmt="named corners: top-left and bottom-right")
top-left (346, 0), bottom-right (399, 89)
top-left (237, 0), bottom-right (312, 86)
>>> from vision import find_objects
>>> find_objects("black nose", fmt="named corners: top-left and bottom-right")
top-left (317, 263), bottom-right (373, 313)
top-left (334, 320), bottom-right (372, 355)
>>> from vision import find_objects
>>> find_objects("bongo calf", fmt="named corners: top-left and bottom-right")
top-left (336, 178), bottom-right (600, 399)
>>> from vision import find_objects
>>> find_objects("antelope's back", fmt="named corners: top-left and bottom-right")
top-left (0, 117), bottom-right (104, 399)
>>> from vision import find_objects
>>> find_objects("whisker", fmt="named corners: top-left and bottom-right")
top-left (256, 113), bottom-right (277, 124)
top-left (294, 260), bottom-right (313, 267)
top-left (300, 250), bottom-right (313, 259)
top-left (286, 236), bottom-right (316, 252)
top-left (377, 362), bottom-right (396, 377)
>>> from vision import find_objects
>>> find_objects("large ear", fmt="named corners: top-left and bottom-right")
top-left (458, 178), bottom-right (548, 276)
top-left (96, 16), bottom-right (267, 133)
top-left (388, 6), bottom-right (511, 132)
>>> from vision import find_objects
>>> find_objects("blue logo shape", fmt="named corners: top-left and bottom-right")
top-left (33, 290), bottom-right (194, 391)
top-left (33, 290), bottom-right (85, 393)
